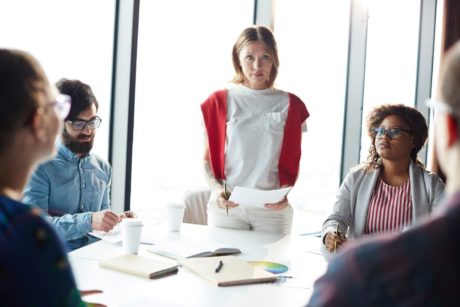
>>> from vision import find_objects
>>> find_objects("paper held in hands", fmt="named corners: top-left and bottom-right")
top-left (180, 255), bottom-right (277, 286)
top-left (228, 186), bottom-right (292, 208)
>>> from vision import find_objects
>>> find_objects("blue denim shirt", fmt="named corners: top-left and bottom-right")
top-left (23, 141), bottom-right (111, 250)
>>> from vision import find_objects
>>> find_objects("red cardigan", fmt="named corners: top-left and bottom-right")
top-left (201, 89), bottom-right (309, 187)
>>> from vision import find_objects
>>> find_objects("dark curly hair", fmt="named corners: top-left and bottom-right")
top-left (56, 78), bottom-right (98, 121)
top-left (365, 104), bottom-right (428, 170)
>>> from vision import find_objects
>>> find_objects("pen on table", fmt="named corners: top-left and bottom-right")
top-left (223, 181), bottom-right (228, 215)
top-left (214, 260), bottom-right (224, 273)
top-left (334, 223), bottom-right (339, 253)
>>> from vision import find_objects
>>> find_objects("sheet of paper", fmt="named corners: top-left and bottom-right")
top-left (89, 225), bottom-right (122, 244)
top-left (228, 186), bottom-right (292, 208)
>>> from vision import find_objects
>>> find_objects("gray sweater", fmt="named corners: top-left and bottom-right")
top-left (322, 160), bottom-right (445, 242)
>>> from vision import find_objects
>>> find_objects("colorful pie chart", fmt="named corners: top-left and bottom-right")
top-left (248, 261), bottom-right (289, 274)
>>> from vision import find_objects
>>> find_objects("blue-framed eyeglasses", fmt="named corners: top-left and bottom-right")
top-left (66, 116), bottom-right (102, 131)
top-left (371, 127), bottom-right (412, 139)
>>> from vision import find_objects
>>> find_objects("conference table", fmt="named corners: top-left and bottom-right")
top-left (69, 223), bottom-right (331, 307)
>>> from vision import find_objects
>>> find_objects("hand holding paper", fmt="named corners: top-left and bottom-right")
top-left (228, 186), bottom-right (292, 209)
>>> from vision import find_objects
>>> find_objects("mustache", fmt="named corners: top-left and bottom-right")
top-left (77, 133), bottom-right (93, 140)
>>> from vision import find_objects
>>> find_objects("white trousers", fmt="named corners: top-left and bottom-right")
top-left (207, 194), bottom-right (293, 235)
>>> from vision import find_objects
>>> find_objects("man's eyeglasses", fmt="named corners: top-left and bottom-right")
top-left (425, 98), bottom-right (460, 118)
top-left (52, 94), bottom-right (72, 120)
top-left (371, 127), bottom-right (412, 139)
top-left (66, 116), bottom-right (102, 131)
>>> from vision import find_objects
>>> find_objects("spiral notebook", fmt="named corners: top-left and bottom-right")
top-left (179, 255), bottom-right (277, 286)
top-left (100, 254), bottom-right (178, 279)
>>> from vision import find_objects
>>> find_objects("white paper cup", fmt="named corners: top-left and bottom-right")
top-left (167, 203), bottom-right (185, 232)
top-left (121, 218), bottom-right (143, 254)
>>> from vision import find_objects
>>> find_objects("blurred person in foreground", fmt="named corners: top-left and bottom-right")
top-left (0, 49), bottom-right (103, 306)
top-left (307, 41), bottom-right (460, 307)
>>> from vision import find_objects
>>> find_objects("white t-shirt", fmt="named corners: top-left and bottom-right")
top-left (224, 85), bottom-right (306, 190)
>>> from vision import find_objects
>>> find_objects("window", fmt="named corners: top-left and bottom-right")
top-left (273, 0), bottom-right (351, 231)
top-left (131, 0), bottom-right (254, 215)
top-left (0, 0), bottom-right (115, 159)
top-left (359, 0), bottom-right (421, 162)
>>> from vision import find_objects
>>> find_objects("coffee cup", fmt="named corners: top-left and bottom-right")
top-left (167, 203), bottom-right (185, 232)
top-left (121, 218), bottom-right (143, 254)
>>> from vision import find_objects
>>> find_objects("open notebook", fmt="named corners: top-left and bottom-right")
top-left (180, 255), bottom-right (277, 286)
top-left (100, 254), bottom-right (178, 279)
top-left (148, 238), bottom-right (241, 260)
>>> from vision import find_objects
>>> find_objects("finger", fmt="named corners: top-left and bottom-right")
top-left (221, 199), bottom-right (238, 207)
top-left (101, 221), bottom-right (116, 232)
top-left (126, 211), bottom-right (137, 218)
top-left (105, 210), bottom-right (121, 221)
top-left (81, 289), bottom-right (103, 296)
top-left (104, 212), bottom-right (121, 225)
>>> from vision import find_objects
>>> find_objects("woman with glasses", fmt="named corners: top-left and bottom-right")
top-left (201, 26), bottom-right (309, 234)
top-left (322, 104), bottom-right (445, 252)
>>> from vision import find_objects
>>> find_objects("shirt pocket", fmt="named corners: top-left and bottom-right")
top-left (266, 112), bottom-right (284, 133)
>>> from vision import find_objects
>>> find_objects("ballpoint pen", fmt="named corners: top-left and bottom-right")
top-left (223, 180), bottom-right (228, 215)
top-left (214, 260), bottom-right (224, 273)
top-left (334, 223), bottom-right (339, 253)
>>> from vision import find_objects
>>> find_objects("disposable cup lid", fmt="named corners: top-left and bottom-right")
top-left (121, 218), bottom-right (143, 226)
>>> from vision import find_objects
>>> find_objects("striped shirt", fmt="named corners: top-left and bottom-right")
top-left (365, 177), bottom-right (412, 234)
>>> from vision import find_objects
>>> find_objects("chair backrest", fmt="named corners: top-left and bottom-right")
top-left (182, 189), bottom-right (211, 225)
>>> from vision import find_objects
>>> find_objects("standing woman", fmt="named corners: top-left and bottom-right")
top-left (0, 49), bottom-right (102, 306)
top-left (322, 104), bottom-right (445, 252)
top-left (201, 26), bottom-right (309, 234)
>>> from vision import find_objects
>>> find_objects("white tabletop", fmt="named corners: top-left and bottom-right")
top-left (69, 223), bottom-right (330, 307)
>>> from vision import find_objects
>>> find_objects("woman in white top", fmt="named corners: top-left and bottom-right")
top-left (201, 26), bottom-right (309, 234)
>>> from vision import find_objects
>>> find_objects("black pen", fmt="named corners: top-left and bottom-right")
top-left (223, 181), bottom-right (228, 215)
top-left (214, 260), bottom-right (223, 273)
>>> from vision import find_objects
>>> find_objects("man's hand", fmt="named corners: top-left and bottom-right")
top-left (91, 210), bottom-right (121, 232)
top-left (119, 210), bottom-right (137, 219)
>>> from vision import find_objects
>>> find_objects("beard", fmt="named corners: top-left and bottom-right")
top-left (61, 129), bottom-right (94, 155)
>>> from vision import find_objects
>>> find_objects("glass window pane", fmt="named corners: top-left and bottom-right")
top-left (0, 0), bottom-right (115, 159)
top-left (274, 0), bottom-right (351, 232)
top-left (131, 1), bottom-right (254, 214)
top-left (359, 0), bottom-right (421, 162)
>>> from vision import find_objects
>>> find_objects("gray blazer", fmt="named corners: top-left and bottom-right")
top-left (322, 161), bottom-right (445, 241)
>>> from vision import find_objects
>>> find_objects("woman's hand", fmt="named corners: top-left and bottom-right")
top-left (264, 196), bottom-right (288, 210)
top-left (324, 231), bottom-right (347, 252)
top-left (216, 191), bottom-right (239, 210)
